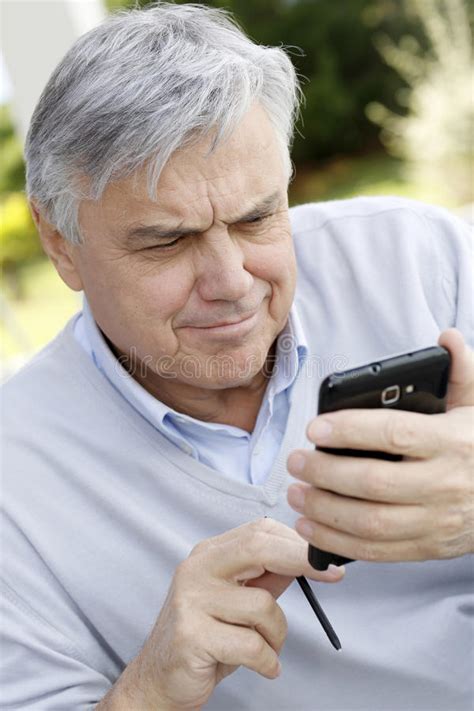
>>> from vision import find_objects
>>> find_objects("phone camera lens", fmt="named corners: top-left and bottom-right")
top-left (381, 385), bottom-right (400, 405)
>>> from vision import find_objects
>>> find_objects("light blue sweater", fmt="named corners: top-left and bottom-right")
top-left (1, 197), bottom-right (473, 710)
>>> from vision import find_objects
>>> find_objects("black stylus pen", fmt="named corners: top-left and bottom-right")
top-left (296, 576), bottom-right (341, 650)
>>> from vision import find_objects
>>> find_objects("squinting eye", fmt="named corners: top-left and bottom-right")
top-left (145, 238), bottom-right (182, 251)
top-left (245, 214), bottom-right (271, 225)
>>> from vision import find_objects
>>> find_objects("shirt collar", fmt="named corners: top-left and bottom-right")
top-left (81, 295), bottom-right (308, 428)
top-left (81, 296), bottom-right (175, 432)
top-left (268, 302), bottom-right (309, 398)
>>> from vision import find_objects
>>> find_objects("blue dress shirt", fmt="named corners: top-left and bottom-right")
top-left (74, 297), bottom-right (308, 485)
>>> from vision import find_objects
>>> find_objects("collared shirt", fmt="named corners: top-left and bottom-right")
top-left (74, 297), bottom-right (308, 485)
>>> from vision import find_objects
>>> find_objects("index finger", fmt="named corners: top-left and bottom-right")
top-left (307, 408), bottom-right (447, 458)
top-left (194, 518), bottom-right (344, 583)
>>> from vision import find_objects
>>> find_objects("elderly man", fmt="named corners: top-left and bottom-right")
top-left (1, 2), bottom-right (473, 710)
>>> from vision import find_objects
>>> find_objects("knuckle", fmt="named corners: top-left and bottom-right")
top-left (383, 415), bottom-right (416, 452)
top-left (245, 529), bottom-right (267, 558)
top-left (257, 517), bottom-right (280, 534)
top-left (252, 589), bottom-right (275, 616)
top-left (364, 465), bottom-right (393, 500)
top-left (361, 510), bottom-right (386, 539)
top-left (253, 525), bottom-right (284, 558)
top-left (247, 517), bottom-right (277, 540)
top-left (439, 511), bottom-right (464, 538)
top-left (445, 471), bottom-right (472, 503)
top-left (174, 561), bottom-right (206, 599)
top-left (358, 541), bottom-right (380, 562)
top-left (245, 632), bottom-right (267, 659)
top-left (456, 434), bottom-right (474, 461)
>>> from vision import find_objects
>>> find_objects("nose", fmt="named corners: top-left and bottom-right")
top-left (194, 232), bottom-right (253, 302)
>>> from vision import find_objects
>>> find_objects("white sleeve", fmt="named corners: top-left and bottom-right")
top-left (1, 579), bottom-right (111, 709)
top-left (428, 207), bottom-right (473, 348)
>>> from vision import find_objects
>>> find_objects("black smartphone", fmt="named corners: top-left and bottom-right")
top-left (308, 345), bottom-right (451, 571)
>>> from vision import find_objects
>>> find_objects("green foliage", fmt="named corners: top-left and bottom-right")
top-left (0, 106), bottom-right (26, 193)
top-left (288, 153), bottom-right (454, 208)
top-left (0, 258), bottom-right (79, 359)
top-left (104, 0), bottom-right (413, 161)
top-left (366, 0), bottom-right (473, 204)
top-left (0, 192), bottom-right (42, 270)
top-left (0, 112), bottom-right (42, 274)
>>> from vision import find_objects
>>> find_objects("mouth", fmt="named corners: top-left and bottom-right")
top-left (181, 308), bottom-right (261, 339)
top-left (196, 311), bottom-right (259, 329)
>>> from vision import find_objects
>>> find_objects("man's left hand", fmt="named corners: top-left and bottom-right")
top-left (287, 329), bottom-right (474, 562)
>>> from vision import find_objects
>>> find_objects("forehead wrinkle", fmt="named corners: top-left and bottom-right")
top-left (122, 186), bottom-right (285, 245)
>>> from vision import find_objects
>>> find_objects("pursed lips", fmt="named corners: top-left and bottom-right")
top-left (192, 311), bottom-right (258, 329)
top-left (180, 305), bottom-right (262, 329)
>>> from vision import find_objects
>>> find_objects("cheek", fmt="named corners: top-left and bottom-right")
top-left (247, 238), bottom-right (296, 290)
top-left (137, 265), bottom-right (193, 320)
top-left (81, 251), bottom-right (195, 352)
top-left (117, 268), bottom-right (194, 359)
top-left (262, 238), bottom-right (297, 322)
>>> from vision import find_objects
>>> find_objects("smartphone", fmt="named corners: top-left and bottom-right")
top-left (308, 345), bottom-right (451, 571)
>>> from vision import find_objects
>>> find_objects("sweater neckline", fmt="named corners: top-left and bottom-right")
top-left (55, 314), bottom-right (316, 506)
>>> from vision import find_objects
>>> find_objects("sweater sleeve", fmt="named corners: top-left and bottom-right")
top-left (0, 579), bottom-right (112, 709)
top-left (426, 207), bottom-right (473, 348)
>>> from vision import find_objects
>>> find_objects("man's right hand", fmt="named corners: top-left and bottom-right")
top-left (98, 517), bottom-right (344, 711)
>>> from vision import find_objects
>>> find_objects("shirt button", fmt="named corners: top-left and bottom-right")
top-left (181, 443), bottom-right (193, 455)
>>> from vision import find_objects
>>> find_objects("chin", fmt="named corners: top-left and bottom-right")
top-left (181, 347), bottom-right (269, 390)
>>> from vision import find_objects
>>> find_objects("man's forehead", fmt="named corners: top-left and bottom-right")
top-left (92, 161), bottom-right (285, 233)
top-left (105, 175), bottom-right (284, 222)
top-left (80, 105), bottom-right (287, 234)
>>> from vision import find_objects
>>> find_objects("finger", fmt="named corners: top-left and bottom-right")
top-left (438, 329), bottom-right (474, 409)
top-left (197, 518), bottom-right (345, 583)
top-left (288, 483), bottom-right (428, 541)
top-left (288, 449), bottom-right (434, 504)
top-left (203, 583), bottom-right (288, 654)
top-left (190, 516), bottom-right (304, 557)
top-left (244, 572), bottom-right (295, 599)
top-left (305, 408), bottom-right (448, 458)
top-left (209, 619), bottom-right (282, 679)
top-left (294, 517), bottom-right (430, 563)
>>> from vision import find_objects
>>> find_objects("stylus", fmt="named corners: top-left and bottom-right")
top-left (296, 576), bottom-right (341, 650)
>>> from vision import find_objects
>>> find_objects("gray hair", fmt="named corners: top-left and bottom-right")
top-left (25, 1), bottom-right (302, 244)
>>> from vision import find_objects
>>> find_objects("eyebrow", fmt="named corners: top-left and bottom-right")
top-left (124, 190), bottom-right (283, 244)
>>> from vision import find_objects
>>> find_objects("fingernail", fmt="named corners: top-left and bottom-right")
top-left (287, 452), bottom-right (306, 476)
top-left (309, 418), bottom-right (333, 442)
top-left (328, 564), bottom-right (345, 577)
top-left (287, 485), bottom-right (306, 511)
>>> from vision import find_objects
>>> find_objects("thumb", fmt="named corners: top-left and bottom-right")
top-left (438, 328), bottom-right (474, 409)
top-left (245, 566), bottom-right (344, 599)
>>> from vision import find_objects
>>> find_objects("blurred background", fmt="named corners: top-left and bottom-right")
top-left (0, 0), bottom-right (472, 378)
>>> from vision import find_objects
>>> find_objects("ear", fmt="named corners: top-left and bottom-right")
top-left (30, 201), bottom-right (83, 292)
